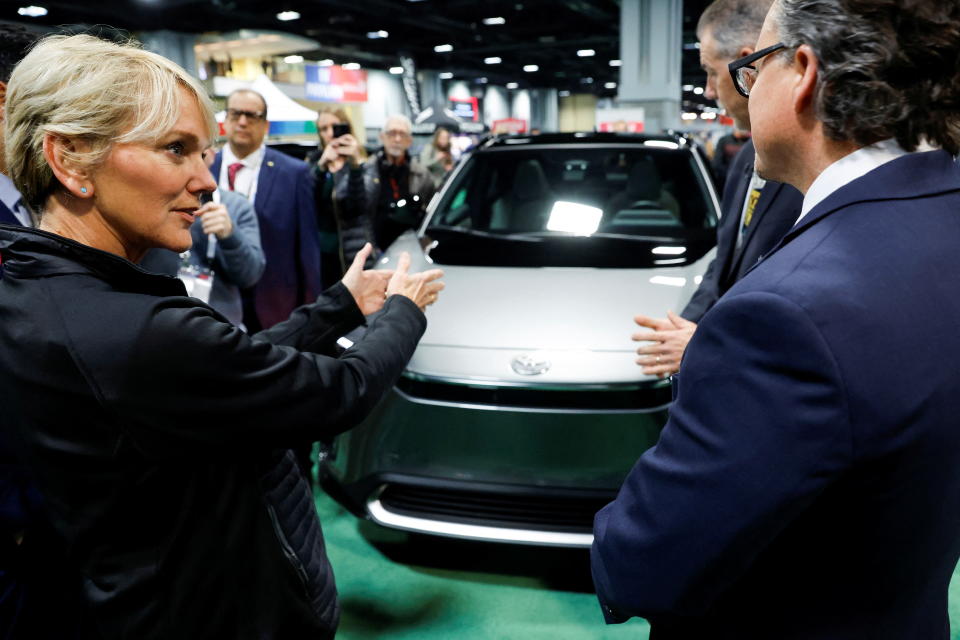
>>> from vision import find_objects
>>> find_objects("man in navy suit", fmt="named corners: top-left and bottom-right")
top-left (632, 0), bottom-right (802, 378)
top-left (593, 0), bottom-right (960, 637)
top-left (211, 89), bottom-right (321, 331)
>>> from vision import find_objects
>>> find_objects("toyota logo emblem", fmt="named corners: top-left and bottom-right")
top-left (510, 353), bottom-right (551, 376)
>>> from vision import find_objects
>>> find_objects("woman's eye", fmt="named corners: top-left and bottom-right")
top-left (166, 141), bottom-right (185, 156)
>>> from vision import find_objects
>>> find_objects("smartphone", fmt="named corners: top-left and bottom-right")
top-left (332, 123), bottom-right (351, 139)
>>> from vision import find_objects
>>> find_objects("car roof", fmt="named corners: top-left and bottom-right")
top-left (476, 131), bottom-right (692, 151)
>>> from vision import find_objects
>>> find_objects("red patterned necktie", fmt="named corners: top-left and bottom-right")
top-left (227, 162), bottom-right (245, 191)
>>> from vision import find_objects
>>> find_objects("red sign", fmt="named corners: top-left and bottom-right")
top-left (305, 64), bottom-right (368, 103)
top-left (492, 118), bottom-right (527, 134)
top-left (449, 97), bottom-right (480, 122)
top-left (597, 120), bottom-right (644, 133)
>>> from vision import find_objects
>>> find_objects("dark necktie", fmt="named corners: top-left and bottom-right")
top-left (227, 162), bottom-right (245, 191)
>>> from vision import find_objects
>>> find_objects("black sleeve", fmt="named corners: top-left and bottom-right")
top-left (107, 293), bottom-right (426, 458)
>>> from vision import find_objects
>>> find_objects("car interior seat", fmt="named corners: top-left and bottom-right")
top-left (603, 159), bottom-right (682, 230)
top-left (489, 159), bottom-right (554, 231)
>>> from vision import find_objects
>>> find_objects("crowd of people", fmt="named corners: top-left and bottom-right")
top-left (0, 0), bottom-right (958, 637)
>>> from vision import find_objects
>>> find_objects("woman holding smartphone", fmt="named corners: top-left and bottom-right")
top-left (307, 107), bottom-right (368, 287)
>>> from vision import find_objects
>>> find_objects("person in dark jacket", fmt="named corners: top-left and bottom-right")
top-left (0, 34), bottom-right (444, 640)
top-left (338, 115), bottom-right (437, 266)
top-left (305, 106), bottom-right (367, 289)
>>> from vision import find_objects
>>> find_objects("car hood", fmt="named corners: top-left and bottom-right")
top-left (380, 232), bottom-right (714, 384)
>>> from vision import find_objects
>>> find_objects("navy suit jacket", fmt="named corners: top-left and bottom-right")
top-left (0, 201), bottom-right (22, 227)
top-left (593, 150), bottom-right (960, 639)
top-left (212, 147), bottom-right (320, 329)
top-left (682, 140), bottom-right (802, 322)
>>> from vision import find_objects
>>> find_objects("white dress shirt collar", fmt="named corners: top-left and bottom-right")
top-left (798, 139), bottom-right (928, 223)
top-left (219, 144), bottom-right (266, 200)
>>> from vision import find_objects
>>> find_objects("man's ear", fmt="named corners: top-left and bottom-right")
top-left (736, 45), bottom-right (755, 60)
top-left (42, 132), bottom-right (94, 199)
top-left (792, 44), bottom-right (819, 115)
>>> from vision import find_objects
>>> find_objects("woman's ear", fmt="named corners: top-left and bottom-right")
top-left (42, 133), bottom-right (94, 198)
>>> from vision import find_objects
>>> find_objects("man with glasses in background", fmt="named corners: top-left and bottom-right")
top-left (211, 89), bottom-right (321, 331)
top-left (352, 115), bottom-right (435, 262)
top-left (593, 0), bottom-right (960, 637)
top-left (631, 0), bottom-right (802, 379)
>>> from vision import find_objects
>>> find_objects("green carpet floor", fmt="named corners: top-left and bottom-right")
top-left (316, 490), bottom-right (960, 639)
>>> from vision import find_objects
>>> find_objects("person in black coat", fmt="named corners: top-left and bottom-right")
top-left (1, 34), bottom-right (444, 640)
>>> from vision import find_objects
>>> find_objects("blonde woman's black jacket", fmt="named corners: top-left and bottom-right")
top-left (0, 225), bottom-right (427, 639)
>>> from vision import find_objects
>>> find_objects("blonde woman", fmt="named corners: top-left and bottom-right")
top-left (307, 106), bottom-right (367, 285)
top-left (1, 34), bottom-right (442, 639)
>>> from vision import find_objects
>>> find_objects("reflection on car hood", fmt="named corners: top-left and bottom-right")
top-left (381, 232), bottom-right (714, 384)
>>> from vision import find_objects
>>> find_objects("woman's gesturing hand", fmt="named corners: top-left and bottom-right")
top-left (341, 243), bottom-right (393, 316)
top-left (386, 252), bottom-right (445, 312)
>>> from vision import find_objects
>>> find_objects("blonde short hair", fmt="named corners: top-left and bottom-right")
top-left (4, 34), bottom-right (216, 210)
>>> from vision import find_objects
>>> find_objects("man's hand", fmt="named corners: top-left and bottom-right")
top-left (386, 252), bottom-right (445, 312)
top-left (198, 202), bottom-right (233, 239)
top-left (341, 243), bottom-right (393, 315)
top-left (632, 311), bottom-right (697, 377)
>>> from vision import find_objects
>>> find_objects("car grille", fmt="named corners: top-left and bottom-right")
top-left (395, 376), bottom-right (671, 411)
top-left (377, 483), bottom-right (615, 533)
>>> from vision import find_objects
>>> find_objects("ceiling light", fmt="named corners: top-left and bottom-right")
top-left (577, 49), bottom-right (595, 57)
top-left (681, 112), bottom-right (698, 121)
top-left (682, 84), bottom-right (694, 91)
top-left (283, 55), bottom-right (304, 64)
top-left (389, 66), bottom-right (404, 74)
top-left (604, 82), bottom-right (617, 89)
top-left (558, 90), bottom-right (571, 97)
top-left (523, 64), bottom-right (539, 72)
top-left (434, 44), bottom-right (454, 53)
top-left (367, 30), bottom-right (389, 39)
top-left (342, 62), bottom-right (361, 70)
top-left (581, 77), bottom-right (593, 84)
top-left (319, 59), bottom-right (334, 67)
top-left (477, 77), bottom-right (488, 84)
top-left (276, 10), bottom-right (300, 21)
top-left (17, 5), bottom-right (47, 17)
top-left (506, 82), bottom-right (519, 89)
top-left (693, 86), bottom-right (704, 95)
top-left (483, 17), bottom-right (506, 25)
top-left (609, 59), bottom-right (622, 67)
top-left (700, 112), bottom-right (717, 120)
top-left (439, 72), bottom-right (453, 79)
top-left (484, 56), bottom-right (502, 64)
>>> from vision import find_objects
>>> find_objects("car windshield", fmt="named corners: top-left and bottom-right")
top-left (424, 143), bottom-right (718, 268)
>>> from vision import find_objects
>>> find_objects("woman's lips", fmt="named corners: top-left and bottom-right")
top-left (174, 208), bottom-right (198, 223)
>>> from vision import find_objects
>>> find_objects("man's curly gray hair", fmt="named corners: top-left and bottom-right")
top-left (773, 0), bottom-right (960, 154)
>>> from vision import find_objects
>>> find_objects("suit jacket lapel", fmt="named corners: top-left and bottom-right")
top-left (254, 148), bottom-right (278, 213)
top-left (210, 154), bottom-right (223, 188)
top-left (0, 201), bottom-right (22, 227)
top-left (726, 180), bottom-right (784, 279)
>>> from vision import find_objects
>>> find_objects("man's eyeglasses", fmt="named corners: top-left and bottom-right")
top-left (226, 108), bottom-right (266, 122)
top-left (728, 42), bottom-right (788, 98)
